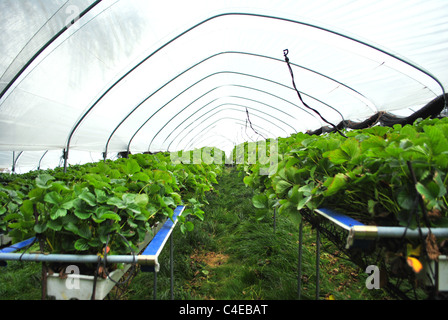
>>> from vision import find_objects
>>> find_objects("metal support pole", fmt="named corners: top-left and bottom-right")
top-left (316, 229), bottom-right (320, 300)
top-left (273, 208), bottom-right (277, 233)
top-left (170, 232), bottom-right (174, 300)
top-left (298, 221), bottom-right (303, 299)
top-left (63, 149), bottom-right (68, 173)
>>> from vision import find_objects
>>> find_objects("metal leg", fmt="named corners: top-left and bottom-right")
top-left (170, 233), bottom-right (174, 300)
top-left (316, 229), bottom-right (320, 300)
top-left (298, 221), bottom-right (303, 299)
top-left (273, 208), bottom-right (277, 233)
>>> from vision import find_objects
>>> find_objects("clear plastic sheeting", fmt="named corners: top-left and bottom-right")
top-left (1, 0), bottom-right (447, 172)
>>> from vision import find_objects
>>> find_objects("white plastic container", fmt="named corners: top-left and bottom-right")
top-left (437, 255), bottom-right (448, 291)
top-left (419, 255), bottom-right (448, 292)
top-left (46, 220), bottom-right (165, 300)
top-left (46, 265), bottom-right (131, 300)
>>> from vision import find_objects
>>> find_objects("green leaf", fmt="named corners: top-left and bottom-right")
top-left (340, 138), bottom-right (360, 160)
top-left (297, 194), bottom-right (312, 210)
top-left (100, 212), bottom-right (121, 221)
top-left (74, 210), bottom-right (91, 220)
top-left (131, 172), bottom-right (150, 182)
top-left (397, 190), bottom-right (414, 210)
top-left (64, 222), bottom-right (79, 234)
top-left (74, 238), bottom-right (90, 251)
top-left (34, 223), bottom-right (47, 233)
top-left (252, 194), bottom-right (268, 209)
top-left (162, 196), bottom-right (175, 207)
top-left (416, 182), bottom-right (436, 202)
top-left (323, 149), bottom-right (349, 164)
top-left (20, 200), bottom-right (34, 217)
top-left (94, 188), bottom-right (109, 203)
top-left (50, 207), bottom-right (68, 220)
top-left (274, 179), bottom-right (293, 194)
top-left (107, 196), bottom-right (126, 209)
top-left (184, 221), bottom-right (194, 232)
top-left (61, 199), bottom-right (75, 210)
top-left (36, 174), bottom-right (55, 189)
top-left (125, 159), bottom-right (141, 175)
top-left (135, 194), bottom-right (149, 207)
top-left (79, 189), bottom-right (96, 206)
top-left (47, 219), bottom-right (63, 231)
top-left (323, 173), bottom-right (348, 196)
top-left (77, 224), bottom-right (92, 239)
top-left (44, 191), bottom-right (62, 205)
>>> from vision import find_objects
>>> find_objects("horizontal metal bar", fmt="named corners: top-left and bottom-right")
top-left (0, 252), bottom-right (157, 265)
top-left (0, 205), bottom-right (185, 273)
top-left (346, 225), bottom-right (448, 248)
top-left (314, 208), bottom-right (448, 249)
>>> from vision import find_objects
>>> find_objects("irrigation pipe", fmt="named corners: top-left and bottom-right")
top-left (0, 253), bottom-right (158, 267)
top-left (346, 225), bottom-right (448, 249)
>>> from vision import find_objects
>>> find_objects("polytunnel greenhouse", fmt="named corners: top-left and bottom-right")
top-left (1, 0), bottom-right (448, 302)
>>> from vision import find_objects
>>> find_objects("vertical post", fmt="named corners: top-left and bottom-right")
top-left (316, 229), bottom-right (320, 300)
top-left (273, 208), bottom-right (277, 233)
top-left (12, 151), bottom-right (15, 173)
top-left (63, 149), bottom-right (68, 173)
top-left (298, 221), bottom-right (303, 299)
top-left (170, 232), bottom-right (174, 300)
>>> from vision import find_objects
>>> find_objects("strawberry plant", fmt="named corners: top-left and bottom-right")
top-left (244, 117), bottom-right (448, 229)
top-left (242, 117), bottom-right (448, 290)
top-left (0, 150), bottom-right (223, 262)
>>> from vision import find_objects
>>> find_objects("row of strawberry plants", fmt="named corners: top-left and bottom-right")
top-left (0, 151), bottom-right (222, 258)
top-left (241, 117), bottom-right (448, 275)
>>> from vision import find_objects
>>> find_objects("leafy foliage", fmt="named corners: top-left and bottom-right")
top-left (243, 117), bottom-right (448, 230)
top-left (0, 151), bottom-right (223, 256)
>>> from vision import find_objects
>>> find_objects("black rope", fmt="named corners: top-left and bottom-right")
top-left (283, 49), bottom-right (347, 138)
top-left (245, 108), bottom-right (266, 140)
top-left (102, 232), bottom-right (138, 286)
top-left (406, 161), bottom-right (436, 288)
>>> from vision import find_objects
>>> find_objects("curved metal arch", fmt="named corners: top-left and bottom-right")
top-left (12, 151), bottom-right (23, 173)
top-left (38, 150), bottom-right (49, 170)
top-left (166, 103), bottom-right (294, 152)
top-left (128, 82), bottom-right (328, 154)
top-left (104, 50), bottom-right (374, 157)
top-left (163, 96), bottom-right (297, 150)
top-left (185, 131), bottom-right (241, 154)
top-left (104, 64), bottom-right (333, 156)
top-left (183, 117), bottom-right (274, 152)
top-left (146, 70), bottom-right (318, 151)
top-left (185, 119), bottom-right (275, 152)
top-left (175, 106), bottom-right (289, 148)
top-left (165, 97), bottom-right (298, 152)
top-left (144, 70), bottom-right (346, 151)
top-left (127, 70), bottom-right (346, 153)
top-left (66, 11), bottom-right (445, 167)
top-left (183, 117), bottom-right (278, 153)
top-left (0, 0), bottom-right (102, 101)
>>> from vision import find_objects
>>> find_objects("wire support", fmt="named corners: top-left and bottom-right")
top-left (283, 49), bottom-right (347, 138)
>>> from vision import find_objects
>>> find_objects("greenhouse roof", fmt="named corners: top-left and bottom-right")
top-left (1, 0), bottom-right (447, 172)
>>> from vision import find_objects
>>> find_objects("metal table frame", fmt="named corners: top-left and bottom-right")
top-left (0, 205), bottom-right (185, 300)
